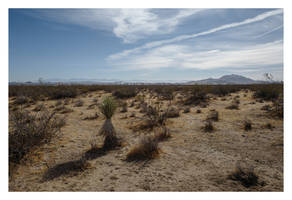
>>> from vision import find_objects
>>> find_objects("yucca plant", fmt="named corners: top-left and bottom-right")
top-left (98, 96), bottom-right (119, 150)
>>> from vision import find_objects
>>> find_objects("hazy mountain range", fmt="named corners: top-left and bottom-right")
top-left (10, 74), bottom-right (278, 85)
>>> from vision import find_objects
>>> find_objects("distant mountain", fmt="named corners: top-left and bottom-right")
top-left (9, 74), bottom-right (277, 85)
top-left (187, 74), bottom-right (267, 85)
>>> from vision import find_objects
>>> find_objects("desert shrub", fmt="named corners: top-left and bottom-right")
top-left (206, 110), bottom-right (219, 121)
top-left (264, 122), bottom-right (274, 130)
top-left (228, 165), bottom-right (259, 187)
top-left (153, 126), bottom-right (171, 142)
top-left (112, 88), bottom-right (137, 99)
top-left (82, 112), bottom-right (99, 120)
top-left (226, 102), bottom-right (239, 110)
top-left (183, 107), bottom-right (190, 113)
top-left (14, 96), bottom-right (29, 105)
top-left (261, 104), bottom-right (272, 111)
top-left (270, 95), bottom-right (283, 118)
top-left (244, 120), bottom-right (252, 131)
top-left (74, 99), bottom-right (84, 107)
top-left (184, 88), bottom-right (208, 106)
top-left (202, 120), bottom-right (214, 132)
top-left (48, 86), bottom-right (77, 99)
top-left (129, 112), bottom-right (135, 117)
top-left (143, 105), bottom-right (168, 129)
top-left (55, 100), bottom-right (63, 107)
top-left (126, 136), bottom-right (159, 162)
top-left (165, 107), bottom-right (180, 118)
top-left (196, 109), bottom-right (202, 113)
top-left (120, 102), bottom-right (128, 113)
top-left (253, 85), bottom-right (281, 101)
top-left (9, 109), bottom-right (65, 172)
top-left (32, 104), bottom-right (45, 112)
top-left (98, 97), bottom-right (120, 150)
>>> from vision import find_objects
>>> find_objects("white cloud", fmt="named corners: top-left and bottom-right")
top-left (30, 8), bottom-right (203, 43)
top-left (108, 40), bottom-right (283, 70)
top-left (108, 9), bottom-right (283, 60)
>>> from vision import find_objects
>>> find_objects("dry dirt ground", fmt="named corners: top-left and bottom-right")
top-left (9, 90), bottom-right (283, 191)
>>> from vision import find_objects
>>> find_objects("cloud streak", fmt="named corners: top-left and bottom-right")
top-left (109, 40), bottom-right (283, 70)
top-left (108, 9), bottom-right (283, 60)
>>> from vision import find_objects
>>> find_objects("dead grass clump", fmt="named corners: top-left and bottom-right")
top-left (153, 126), bottom-right (171, 142)
top-left (82, 112), bottom-right (99, 120)
top-left (261, 104), bottom-right (272, 111)
top-left (202, 120), bottom-right (214, 132)
top-left (226, 102), bottom-right (239, 110)
top-left (271, 96), bottom-right (283, 118)
top-left (228, 165), bottom-right (259, 188)
top-left (74, 99), bottom-right (84, 107)
top-left (206, 110), bottom-right (219, 121)
top-left (126, 136), bottom-right (159, 162)
top-left (112, 88), bottom-right (137, 99)
top-left (166, 107), bottom-right (180, 118)
top-left (183, 107), bottom-right (190, 113)
top-left (244, 120), bottom-right (252, 131)
top-left (264, 122), bottom-right (274, 130)
top-left (184, 88), bottom-right (208, 106)
top-left (9, 109), bottom-right (65, 175)
top-left (32, 104), bottom-right (45, 112)
top-left (54, 105), bottom-right (73, 114)
top-left (120, 102), bottom-right (128, 113)
top-left (55, 100), bottom-right (62, 107)
top-left (14, 96), bottom-right (29, 105)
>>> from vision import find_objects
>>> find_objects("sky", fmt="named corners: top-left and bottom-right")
top-left (9, 8), bottom-right (283, 82)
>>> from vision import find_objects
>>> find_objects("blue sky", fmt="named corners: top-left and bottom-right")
top-left (9, 8), bottom-right (283, 82)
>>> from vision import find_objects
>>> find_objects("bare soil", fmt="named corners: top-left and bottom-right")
top-left (9, 90), bottom-right (283, 191)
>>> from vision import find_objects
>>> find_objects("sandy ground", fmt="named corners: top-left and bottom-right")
top-left (9, 90), bottom-right (283, 191)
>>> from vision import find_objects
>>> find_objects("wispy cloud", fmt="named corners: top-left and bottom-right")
top-left (108, 9), bottom-right (283, 60)
top-left (28, 8), bottom-right (204, 43)
top-left (109, 40), bottom-right (283, 70)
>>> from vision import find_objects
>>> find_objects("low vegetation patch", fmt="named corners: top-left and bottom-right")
top-left (202, 120), bottom-right (214, 132)
top-left (228, 165), bottom-right (259, 188)
top-left (243, 120), bottom-right (252, 131)
top-left (206, 110), bottom-right (219, 121)
top-left (153, 126), bottom-right (171, 142)
top-left (126, 136), bottom-right (159, 162)
top-left (9, 109), bottom-right (65, 175)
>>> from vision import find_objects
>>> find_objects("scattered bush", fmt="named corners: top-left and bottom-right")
top-left (253, 85), bottom-right (281, 101)
top-left (126, 136), bottom-right (159, 162)
top-left (244, 120), bottom-right (252, 131)
top-left (226, 102), bottom-right (239, 110)
top-left (82, 112), bottom-right (99, 120)
top-left (9, 109), bottom-right (65, 175)
top-left (14, 96), bottom-right (29, 105)
top-left (113, 88), bottom-right (137, 99)
top-left (228, 165), bottom-right (259, 188)
top-left (153, 126), bottom-right (171, 142)
top-left (184, 88), bottom-right (208, 106)
top-left (196, 109), bottom-right (202, 113)
top-left (120, 102), bottom-right (128, 113)
top-left (206, 110), bottom-right (219, 121)
top-left (183, 107), bottom-right (190, 113)
top-left (55, 100), bottom-right (63, 107)
top-left (32, 104), bottom-right (45, 112)
top-left (202, 120), bottom-right (214, 132)
top-left (74, 99), bottom-right (84, 107)
top-left (165, 107), bottom-right (180, 118)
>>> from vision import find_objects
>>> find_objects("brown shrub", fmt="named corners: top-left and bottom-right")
top-left (226, 103), bottom-right (239, 110)
top-left (126, 136), bottom-right (159, 162)
top-left (206, 110), bottom-right (219, 121)
top-left (153, 126), bottom-right (171, 142)
top-left (202, 120), bottom-right (214, 132)
top-left (244, 120), bottom-right (252, 131)
top-left (9, 109), bottom-right (65, 175)
top-left (183, 106), bottom-right (190, 113)
top-left (74, 99), bottom-right (84, 107)
top-left (166, 107), bottom-right (180, 118)
top-left (228, 165), bottom-right (259, 188)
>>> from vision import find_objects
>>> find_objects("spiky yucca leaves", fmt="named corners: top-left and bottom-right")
top-left (99, 96), bottom-right (117, 119)
top-left (98, 96), bottom-right (119, 150)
